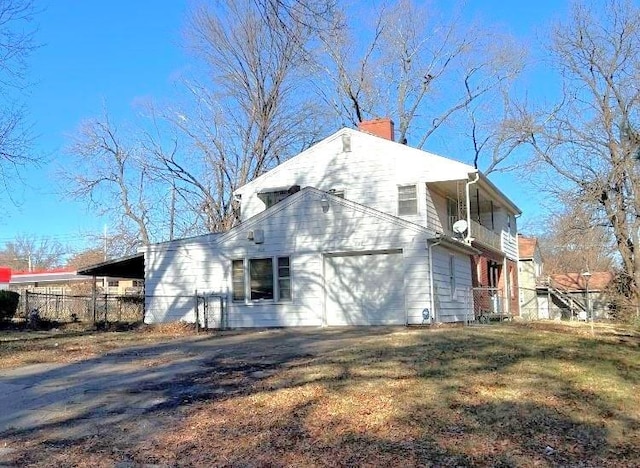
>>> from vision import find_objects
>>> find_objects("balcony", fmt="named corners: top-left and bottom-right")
top-left (470, 219), bottom-right (501, 251)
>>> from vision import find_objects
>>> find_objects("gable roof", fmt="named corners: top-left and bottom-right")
top-left (550, 272), bottom-right (613, 292)
top-left (234, 126), bottom-right (520, 214)
top-left (219, 186), bottom-right (432, 244)
top-left (235, 127), bottom-right (475, 193)
top-left (146, 185), bottom-right (481, 259)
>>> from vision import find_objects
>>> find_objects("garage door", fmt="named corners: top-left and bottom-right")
top-left (325, 251), bottom-right (405, 326)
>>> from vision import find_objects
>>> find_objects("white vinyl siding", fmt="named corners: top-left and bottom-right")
top-left (144, 190), bottom-right (437, 328)
top-left (233, 130), bottom-right (474, 226)
top-left (449, 255), bottom-right (456, 300)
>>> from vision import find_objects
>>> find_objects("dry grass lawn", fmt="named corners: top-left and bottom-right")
top-left (0, 322), bottom-right (196, 369)
top-left (1, 321), bottom-right (639, 467)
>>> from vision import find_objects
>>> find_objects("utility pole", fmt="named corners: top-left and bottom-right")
top-left (582, 270), bottom-right (592, 336)
top-left (169, 183), bottom-right (176, 241)
top-left (103, 225), bottom-right (107, 292)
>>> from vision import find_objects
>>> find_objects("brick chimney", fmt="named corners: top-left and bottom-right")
top-left (358, 118), bottom-right (395, 141)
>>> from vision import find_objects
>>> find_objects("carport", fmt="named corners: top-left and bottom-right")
top-left (77, 253), bottom-right (144, 322)
top-left (77, 253), bottom-right (144, 280)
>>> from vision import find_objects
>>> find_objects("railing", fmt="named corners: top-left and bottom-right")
top-left (470, 219), bottom-right (501, 251)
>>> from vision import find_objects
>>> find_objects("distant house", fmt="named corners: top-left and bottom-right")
top-left (539, 272), bottom-right (613, 320)
top-left (8, 268), bottom-right (90, 296)
top-left (9, 269), bottom-right (141, 296)
top-left (134, 118), bottom-right (521, 328)
top-left (517, 235), bottom-right (544, 320)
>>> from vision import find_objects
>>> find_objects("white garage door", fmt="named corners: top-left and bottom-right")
top-left (325, 251), bottom-right (405, 326)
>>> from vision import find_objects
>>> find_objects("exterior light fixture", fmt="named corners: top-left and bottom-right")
top-left (320, 195), bottom-right (330, 213)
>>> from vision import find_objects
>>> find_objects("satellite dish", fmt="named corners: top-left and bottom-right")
top-left (452, 220), bottom-right (468, 235)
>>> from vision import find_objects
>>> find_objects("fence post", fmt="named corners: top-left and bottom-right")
top-left (194, 290), bottom-right (200, 334)
top-left (24, 290), bottom-right (29, 319)
top-left (104, 294), bottom-right (108, 326)
top-left (219, 296), bottom-right (225, 330)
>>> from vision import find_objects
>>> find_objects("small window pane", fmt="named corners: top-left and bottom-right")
top-left (250, 258), bottom-right (274, 300)
top-left (277, 257), bottom-right (291, 301)
top-left (398, 185), bottom-right (417, 215)
top-left (232, 260), bottom-right (245, 301)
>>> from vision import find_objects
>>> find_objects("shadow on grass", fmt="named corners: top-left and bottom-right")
top-left (0, 324), bottom-right (638, 466)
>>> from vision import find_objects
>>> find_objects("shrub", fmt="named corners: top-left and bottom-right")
top-left (0, 290), bottom-right (20, 322)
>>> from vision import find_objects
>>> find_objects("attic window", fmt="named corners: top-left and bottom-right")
top-left (259, 190), bottom-right (289, 209)
top-left (258, 185), bottom-right (300, 209)
top-left (398, 185), bottom-right (418, 215)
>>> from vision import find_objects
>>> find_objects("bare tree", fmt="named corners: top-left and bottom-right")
top-left (65, 248), bottom-right (106, 270)
top-left (0, 234), bottom-right (67, 271)
top-left (316, 0), bottom-right (524, 170)
top-left (0, 0), bottom-right (38, 192)
top-left (153, 0), bottom-right (328, 231)
top-left (524, 0), bottom-right (640, 314)
top-left (536, 205), bottom-right (614, 276)
top-left (62, 114), bottom-right (162, 253)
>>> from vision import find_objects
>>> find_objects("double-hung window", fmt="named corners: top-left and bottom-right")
top-left (232, 260), bottom-right (246, 301)
top-left (398, 185), bottom-right (418, 215)
top-left (232, 257), bottom-right (292, 302)
top-left (277, 257), bottom-right (291, 300)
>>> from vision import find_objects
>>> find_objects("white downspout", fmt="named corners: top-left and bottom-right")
top-left (504, 254), bottom-right (510, 318)
top-left (428, 236), bottom-right (444, 323)
top-left (465, 172), bottom-right (480, 244)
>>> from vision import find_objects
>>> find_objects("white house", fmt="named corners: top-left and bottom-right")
top-left (142, 118), bottom-right (521, 328)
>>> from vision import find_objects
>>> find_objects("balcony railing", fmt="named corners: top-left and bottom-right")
top-left (470, 219), bottom-right (501, 251)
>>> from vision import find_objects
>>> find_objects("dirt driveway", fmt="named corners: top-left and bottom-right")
top-left (0, 327), bottom-right (397, 445)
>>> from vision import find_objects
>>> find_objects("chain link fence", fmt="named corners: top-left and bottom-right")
top-left (472, 287), bottom-right (511, 323)
top-left (22, 291), bottom-right (144, 324)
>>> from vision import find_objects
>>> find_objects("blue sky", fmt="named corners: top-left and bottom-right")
top-left (1, 0), bottom-right (567, 251)
top-left (1, 1), bottom-right (189, 249)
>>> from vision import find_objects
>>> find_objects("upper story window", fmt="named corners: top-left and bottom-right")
top-left (398, 184), bottom-right (418, 215)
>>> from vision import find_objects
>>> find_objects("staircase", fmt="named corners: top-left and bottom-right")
top-left (547, 285), bottom-right (586, 317)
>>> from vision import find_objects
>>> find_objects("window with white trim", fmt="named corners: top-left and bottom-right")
top-left (232, 259), bottom-right (245, 301)
top-left (398, 184), bottom-right (418, 215)
top-left (250, 258), bottom-right (273, 300)
top-left (277, 257), bottom-right (291, 300)
top-left (232, 256), bottom-right (292, 302)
